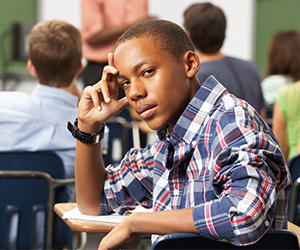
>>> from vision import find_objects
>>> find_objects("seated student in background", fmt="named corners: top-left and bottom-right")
top-left (273, 75), bottom-right (300, 162)
top-left (261, 31), bottom-right (300, 106)
top-left (0, 19), bottom-right (82, 199)
top-left (183, 2), bottom-right (265, 115)
top-left (70, 19), bottom-right (291, 249)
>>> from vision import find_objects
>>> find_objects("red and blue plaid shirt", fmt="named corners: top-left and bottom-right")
top-left (101, 76), bottom-right (291, 246)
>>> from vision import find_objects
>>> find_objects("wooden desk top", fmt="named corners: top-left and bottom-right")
top-left (54, 202), bottom-right (300, 245)
top-left (54, 202), bottom-right (118, 233)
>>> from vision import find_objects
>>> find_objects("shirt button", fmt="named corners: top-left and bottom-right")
top-left (173, 189), bottom-right (179, 196)
top-left (265, 220), bottom-right (270, 227)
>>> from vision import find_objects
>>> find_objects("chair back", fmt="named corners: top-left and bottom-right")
top-left (288, 154), bottom-right (300, 183)
top-left (0, 151), bottom-right (73, 249)
top-left (288, 154), bottom-right (300, 225)
top-left (103, 108), bottom-right (140, 165)
top-left (150, 230), bottom-right (299, 249)
top-left (265, 104), bottom-right (274, 128)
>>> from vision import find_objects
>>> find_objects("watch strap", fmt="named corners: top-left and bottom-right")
top-left (67, 118), bottom-right (105, 144)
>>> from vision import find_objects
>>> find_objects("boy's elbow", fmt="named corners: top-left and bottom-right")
top-left (77, 201), bottom-right (101, 216)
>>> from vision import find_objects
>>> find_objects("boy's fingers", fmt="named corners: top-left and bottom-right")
top-left (101, 65), bottom-right (119, 103)
top-left (108, 53), bottom-right (114, 66)
top-left (103, 97), bottom-right (129, 115)
top-left (89, 86), bottom-right (102, 111)
top-left (96, 80), bottom-right (110, 104)
top-left (118, 96), bottom-right (129, 110)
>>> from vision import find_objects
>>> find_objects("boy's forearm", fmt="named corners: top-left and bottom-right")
top-left (87, 24), bottom-right (132, 46)
top-left (125, 208), bottom-right (197, 235)
top-left (98, 208), bottom-right (197, 250)
top-left (75, 140), bottom-right (106, 215)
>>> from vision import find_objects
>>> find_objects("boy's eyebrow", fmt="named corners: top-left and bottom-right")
top-left (117, 59), bottom-right (149, 79)
top-left (117, 74), bottom-right (126, 79)
top-left (133, 59), bottom-right (148, 72)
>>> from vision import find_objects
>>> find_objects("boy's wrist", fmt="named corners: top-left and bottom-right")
top-left (68, 118), bottom-right (105, 144)
top-left (124, 212), bottom-right (149, 234)
top-left (77, 118), bottom-right (104, 135)
top-left (123, 213), bottom-right (138, 234)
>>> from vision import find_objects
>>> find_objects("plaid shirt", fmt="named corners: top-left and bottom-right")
top-left (101, 76), bottom-right (291, 246)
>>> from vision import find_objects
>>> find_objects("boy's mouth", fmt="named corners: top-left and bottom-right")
top-left (136, 104), bottom-right (157, 119)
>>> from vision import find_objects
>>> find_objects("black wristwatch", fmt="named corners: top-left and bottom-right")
top-left (67, 118), bottom-right (105, 144)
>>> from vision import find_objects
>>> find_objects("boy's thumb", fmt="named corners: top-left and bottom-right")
top-left (118, 97), bottom-right (129, 110)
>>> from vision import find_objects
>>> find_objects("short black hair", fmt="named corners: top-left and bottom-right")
top-left (115, 19), bottom-right (195, 60)
top-left (184, 2), bottom-right (226, 54)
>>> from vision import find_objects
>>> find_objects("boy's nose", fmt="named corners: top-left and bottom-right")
top-left (127, 80), bottom-right (146, 101)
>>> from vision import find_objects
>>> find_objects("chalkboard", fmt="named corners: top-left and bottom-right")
top-left (0, 0), bottom-right (37, 72)
top-left (255, 0), bottom-right (300, 76)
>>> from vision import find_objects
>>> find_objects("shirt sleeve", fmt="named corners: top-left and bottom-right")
top-left (276, 86), bottom-right (289, 121)
top-left (192, 105), bottom-right (291, 246)
top-left (100, 141), bottom-right (157, 215)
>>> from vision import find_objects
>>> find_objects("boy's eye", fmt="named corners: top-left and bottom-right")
top-left (142, 68), bottom-right (155, 77)
top-left (119, 80), bottom-right (130, 88)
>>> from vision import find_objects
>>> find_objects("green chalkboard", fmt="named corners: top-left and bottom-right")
top-left (255, 0), bottom-right (300, 76)
top-left (0, 0), bottom-right (37, 72)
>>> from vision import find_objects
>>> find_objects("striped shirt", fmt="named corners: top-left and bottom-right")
top-left (100, 76), bottom-right (291, 246)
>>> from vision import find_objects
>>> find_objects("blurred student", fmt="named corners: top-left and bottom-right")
top-left (71, 19), bottom-right (290, 249)
top-left (273, 83), bottom-right (300, 162)
top-left (0, 19), bottom-right (82, 198)
top-left (183, 2), bottom-right (265, 114)
top-left (81, 0), bottom-right (151, 89)
top-left (273, 81), bottom-right (300, 162)
top-left (261, 31), bottom-right (300, 106)
top-left (272, 31), bottom-right (300, 162)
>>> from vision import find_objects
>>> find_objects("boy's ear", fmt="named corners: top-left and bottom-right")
top-left (76, 60), bottom-right (83, 75)
top-left (185, 30), bottom-right (191, 39)
top-left (183, 51), bottom-right (200, 78)
top-left (27, 59), bottom-right (38, 77)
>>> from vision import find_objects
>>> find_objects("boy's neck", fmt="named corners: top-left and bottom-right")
top-left (196, 49), bottom-right (225, 64)
top-left (59, 79), bottom-right (82, 99)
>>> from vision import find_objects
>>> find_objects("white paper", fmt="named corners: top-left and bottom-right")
top-left (62, 206), bottom-right (152, 224)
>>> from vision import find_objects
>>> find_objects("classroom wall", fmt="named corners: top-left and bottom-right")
top-left (37, 0), bottom-right (81, 29)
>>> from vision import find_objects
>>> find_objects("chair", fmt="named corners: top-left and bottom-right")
top-left (288, 154), bottom-right (300, 183)
top-left (103, 108), bottom-right (140, 165)
top-left (288, 154), bottom-right (300, 225)
top-left (0, 151), bottom-right (75, 250)
top-left (150, 230), bottom-right (299, 250)
top-left (265, 104), bottom-right (274, 128)
top-left (290, 177), bottom-right (300, 226)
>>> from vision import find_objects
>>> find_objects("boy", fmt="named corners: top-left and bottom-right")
top-left (0, 19), bottom-right (82, 198)
top-left (70, 20), bottom-right (291, 249)
top-left (183, 3), bottom-right (265, 114)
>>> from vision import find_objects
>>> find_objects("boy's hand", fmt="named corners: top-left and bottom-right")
top-left (78, 53), bottom-right (129, 133)
top-left (98, 216), bottom-right (142, 250)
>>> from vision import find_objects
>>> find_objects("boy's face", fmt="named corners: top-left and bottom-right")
top-left (114, 36), bottom-right (197, 130)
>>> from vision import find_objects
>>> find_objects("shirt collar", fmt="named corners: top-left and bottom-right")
top-left (31, 84), bottom-right (79, 107)
top-left (158, 76), bottom-right (228, 144)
